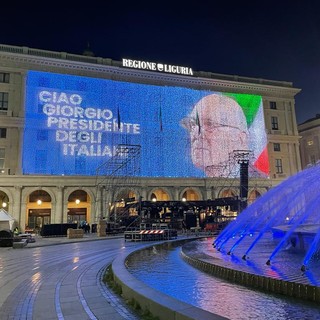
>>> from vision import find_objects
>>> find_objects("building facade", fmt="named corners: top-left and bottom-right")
top-left (0, 44), bottom-right (301, 231)
top-left (298, 114), bottom-right (320, 169)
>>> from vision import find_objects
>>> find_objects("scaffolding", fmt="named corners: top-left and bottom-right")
top-left (207, 149), bottom-right (271, 210)
top-left (95, 144), bottom-right (141, 223)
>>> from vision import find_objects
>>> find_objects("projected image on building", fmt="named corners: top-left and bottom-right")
top-left (23, 71), bottom-right (269, 178)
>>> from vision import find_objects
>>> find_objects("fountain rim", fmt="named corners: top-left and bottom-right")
top-left (111, 236), bottom-right (227, 320)
top-left (271, 224), bottom-right (320, 236)
top-left (181, 237), bottom-right (320, 304)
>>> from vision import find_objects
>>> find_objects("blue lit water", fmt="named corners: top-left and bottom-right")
top-left (203, 233), bottom-right (320, 285)
top-left (126, 239), bottom-right (320, 320)
top-left (214, 164), bottom-right (320, 270)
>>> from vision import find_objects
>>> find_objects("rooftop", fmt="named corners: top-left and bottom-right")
top-left (0, 43), bottom-right (293, 89)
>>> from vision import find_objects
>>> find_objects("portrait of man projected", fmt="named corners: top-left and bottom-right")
top-left (181, 94), bottom-right (248, 177)
top-left (23, 71), bottom-right (269, 178)
top-left (181, 93), bottom-right (269, 178)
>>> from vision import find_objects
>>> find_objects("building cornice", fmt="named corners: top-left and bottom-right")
top-left (298, 117), bottom-right (320, 131)
top-left (0, 116), bottom-right (24, 127)
top-left (0, 44), bottom-right (300, 99)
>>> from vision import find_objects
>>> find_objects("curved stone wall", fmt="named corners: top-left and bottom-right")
top-left (112, 237), bottom-right (320, 319)
top-left (111, 238), bottom-right (227, 320)
top-left (180, 248), bottom-right (320, 303)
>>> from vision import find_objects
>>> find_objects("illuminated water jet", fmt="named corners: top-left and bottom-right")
top-left (213, 162), bottom-right (320, 271)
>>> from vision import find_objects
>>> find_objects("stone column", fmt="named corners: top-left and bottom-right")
top-left (284, 102), bottom-right (290, 135)
top-left (204, 187), bottom-right (211, 200)
top-left (16, 72), bottom-right (27, 175)
top-left (12, 186), bottom-right (23, 229)
top-left (92, 186), bottom-right (106, 223)
top-left (20, 187), bottom-right (27, 232)
top-left (97, 219), bottom-right (106, 237)
top-left (100, 186), bottom-right (106, 221)
top-left (16, 128), bottom-right (24, 175)
top-left (294, 142), bottom-right (302, 172)
top-left (62, 188), bottom-right (69, 223)
top-left (140, 188), bottom-right (148, 201)
top-left (56, 186), bottom-right (65, 223)
top-left (104, 195), bottom-right (110, 222)
top-left (173, 187), bottom-right (180, 201)
top-left (210, 186), bottom-right (217, 199)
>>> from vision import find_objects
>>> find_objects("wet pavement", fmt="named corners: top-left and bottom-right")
top-left (0, 233), bottom-right (146, 320)
top-left (4, 232), bottom-right (318, 320)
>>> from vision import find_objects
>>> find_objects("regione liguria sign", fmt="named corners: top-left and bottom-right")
top-left (122, 58), bottom-right (193, 76)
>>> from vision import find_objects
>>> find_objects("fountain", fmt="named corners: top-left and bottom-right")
top-left (213, 162), bottom-right (320, 272)
top-left (123, 164), bottom-right (320, 317)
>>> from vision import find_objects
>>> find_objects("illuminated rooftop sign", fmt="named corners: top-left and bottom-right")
top-left (122, 58), bottom-right (193, 76)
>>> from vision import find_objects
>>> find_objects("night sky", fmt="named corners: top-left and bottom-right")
top-left (2, 1), bottom-right (319, 124)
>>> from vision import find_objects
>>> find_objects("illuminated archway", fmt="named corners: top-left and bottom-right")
top-left (27, 190), bottom-right (52, 231)
top-left (0, 191), bottom-right (9, 210)
top-left (67, 189), bottom-right (90, 224)
top-left (149, 188), bottom-right (170, 201)
top-left (248, 189), bottom-right (261, 205)
top-left (181, 188), bottom-right (201, 201)
top-left (111, 188), bottom-right (139, 219)
top-left (220, 188), bottom-right (237, 198)
top-left (114, 188), bottom-right (137, 202)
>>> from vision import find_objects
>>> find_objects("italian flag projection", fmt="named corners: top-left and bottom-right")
top-left (224, 93), bottom-right (270, 176)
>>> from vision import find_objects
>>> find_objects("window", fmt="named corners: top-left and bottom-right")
top-left (0, 92), bottom-right (8, 110)
top-left (310, 155), bottom-right (316, 165)
top-left (77, 81), bottom-right (87, 91)
top-left (270, 101), bottom-right (277, 109)
top-left (35, 150), bottom-right (47, 172)
top-left (75, 156), bottom-right (86, 174)
top-left (38, 77), bottom-right (50, 87)
top-left (37, 130), bottom-right (48, 141)
top-left (273, 143), bottom-right (280, 151)
top-left (275, 159), bottom-right (283, 174)
top-left (0, 148), bottom-right (4, 168)
top-left (0, 73), bottom-right (10, 83)
top-left (0, 128), bottom-right (6, 138)
top-left (307, 140), bottom-right (314, 146)
top-left (271, 116), bottom-right (278, 130)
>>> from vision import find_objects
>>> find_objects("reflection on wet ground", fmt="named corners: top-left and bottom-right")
top-left (126, 238), bottom-right (320, 320)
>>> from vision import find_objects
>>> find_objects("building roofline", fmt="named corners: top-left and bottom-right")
top-left (0, 43), bottom-right (298, 92)
top-left (298, 114), bottom-right (320, 126)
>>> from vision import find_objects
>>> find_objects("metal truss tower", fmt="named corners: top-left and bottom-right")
top-left (95, 144), bottom-right (141, 222)
top-left (207, 149), bottom-right (256, 211)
